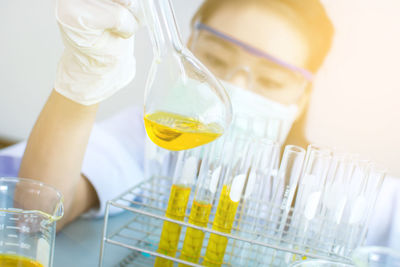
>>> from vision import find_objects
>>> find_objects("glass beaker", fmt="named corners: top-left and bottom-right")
top-left (0, 177), bottom-right (63, 267)
top-left (141, 0), bottom-right (232, 151)
top-left (352, 246), bottom-right (400, 267)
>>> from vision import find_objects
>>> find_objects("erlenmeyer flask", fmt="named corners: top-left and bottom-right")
top-left (141, 0), bottom-right (232, 151)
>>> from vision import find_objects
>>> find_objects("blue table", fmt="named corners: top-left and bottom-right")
top-left (54, 211), bottom-right (134, 267)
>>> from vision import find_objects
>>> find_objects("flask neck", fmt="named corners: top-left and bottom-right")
top-left (141, 0), bottom-right (184, 57)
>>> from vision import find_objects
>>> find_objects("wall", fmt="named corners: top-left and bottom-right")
top-left (307, 0), bottom-right (400, 176)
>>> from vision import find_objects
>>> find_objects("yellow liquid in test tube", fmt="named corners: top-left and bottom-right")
top-left (155, 184), bottom-right (191, 267)
top-left (144, 111), bottom-right (223, 151)
top-left (179, 200), bottom-right (212, 266)
top-left (0, 254), bottom-right (44, 267)
top-left (204, 185), bottom-right (240, 267)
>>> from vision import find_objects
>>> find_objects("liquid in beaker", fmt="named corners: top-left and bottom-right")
top-left (0, 177), bottom-right (63, 267)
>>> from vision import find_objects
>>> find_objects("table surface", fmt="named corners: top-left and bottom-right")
top-left (54, 211), bottom-right (134, 267)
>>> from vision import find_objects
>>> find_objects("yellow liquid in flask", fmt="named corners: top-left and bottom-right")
top-left (179, 200), bottom-right (212, 266)
top-left (154, 184), bottom-right (191, 267)
top-left (0, 254), bottom-right (44, 267)
top-left (144, 111), bottom-right (223, 151)
top-left (204, 185), bottom-right (239, 267)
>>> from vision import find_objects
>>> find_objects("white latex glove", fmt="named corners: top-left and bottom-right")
top-left (55, 0), bottom-right (141, 105)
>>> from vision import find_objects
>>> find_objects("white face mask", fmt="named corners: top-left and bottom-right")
top-left (222, 81), bottom-right (298, 144)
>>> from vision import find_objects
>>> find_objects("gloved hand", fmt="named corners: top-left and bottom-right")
top-left (55, 0), bottom-right (142, 105)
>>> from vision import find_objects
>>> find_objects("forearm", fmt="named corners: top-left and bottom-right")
top-left (19, 90), bottom-right (99, 228)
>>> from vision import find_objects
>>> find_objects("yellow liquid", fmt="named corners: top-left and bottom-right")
top-left (144, 111), bottom-right (223, 151)
top-left (0, 254), bottom-right (44, 267)
top-left (179, 200), bottom-right (212, 266)
top-left (154, 184), bottom-right (191, 267)
top-left (204, 185), bottom-right (239, 267)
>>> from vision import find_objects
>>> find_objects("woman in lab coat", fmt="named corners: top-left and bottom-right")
top-left (4, 0), bottom-right (395, 250)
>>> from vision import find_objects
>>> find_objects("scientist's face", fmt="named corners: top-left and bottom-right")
top-left (189, 4), bottom-right (312, 106)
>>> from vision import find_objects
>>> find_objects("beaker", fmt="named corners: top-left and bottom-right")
top-left (0, 177), bottom-right (63, 267)
top-left (141, 0), bottom-right (232, 151)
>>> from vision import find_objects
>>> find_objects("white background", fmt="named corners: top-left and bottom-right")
top-left (0, 0), bottom-right (203, 141)
top-left (0, 0), bottom-right (399, 176)
top-left (307, 0), bottom-right (400, 176)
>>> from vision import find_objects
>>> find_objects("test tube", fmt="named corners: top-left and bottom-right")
top-left (316, 157), bottom-right (369, 257)
top-left (179, 142), bottom-right (222, 266)
top-left (315, 153), bottom-right (355, 254)
top-left (229, 115), bottom-right (286, 144)
top-left (342, 162), bottom-right (386, 256)
top-left (357, 163), bottom-right (386, 247)
top-left (244, 139), bottom-right (281, 231)
top-left (154, 148), bottom-right (200, 267)
top-left (337, 158), bottom-right (370, 256)
top-left (259, 145), bottom-right (306, 265)
top-left (229, 114), bottom-right (252, 141)
top-left (203, 138), bottom-right (251, 267)
top-left (233, 139), bottom-right (281, 266)
top-left (273, 145), bottom-right (306, 238)
top-left (289, 144), bottom-right (332, 255)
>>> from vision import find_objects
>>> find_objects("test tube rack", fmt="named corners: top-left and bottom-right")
top-left (99, 177), bottom-right (356, 267)
top-left (98, 176), bottom-right (357, 267)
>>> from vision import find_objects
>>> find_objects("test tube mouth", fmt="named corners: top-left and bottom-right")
top-left (256, 137), bottom-right (280, 148)
top-left (285, 145), bottom-right (306, 154)
top-left (307, 143), bottom-right (332, 156)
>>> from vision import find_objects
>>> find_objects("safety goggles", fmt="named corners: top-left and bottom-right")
top-left (191, 23), bottom-right (313, 105)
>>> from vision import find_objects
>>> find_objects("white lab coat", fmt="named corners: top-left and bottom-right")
top-left (0, 106), bottom-right (146, 217)
top-left (0, 106), bottom-right (398, 250)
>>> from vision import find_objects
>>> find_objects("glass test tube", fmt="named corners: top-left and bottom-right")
top-left (356, 164), bottom-right (385, 247)
top-left (155, 149), bottom-right (200, 267)
top-left (233, 139), bottom-right (281, 266)
top-left (316, 153), bottom-right (356, 254)
top-left (203, 138), bottom-right (251, 267)
top-left (341, 161), bottom-right (386, 256)
top-left (290, 144), bottom-right (332, 256)
top-left (179, 142), bottom-right (222, 266)
top-left (333, 158), bottom-right (371, 257)
top-left (260, 145), bottom-right (306, 266)
top-left (273, 145), bottom-right (306, 239)
top-left (230, 115), bottom-right (286, 144)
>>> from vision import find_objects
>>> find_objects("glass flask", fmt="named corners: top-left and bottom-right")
top-left (141, 0), bottom-right (232, 151)
top-left (0, 177), bottom-right (63, 267)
